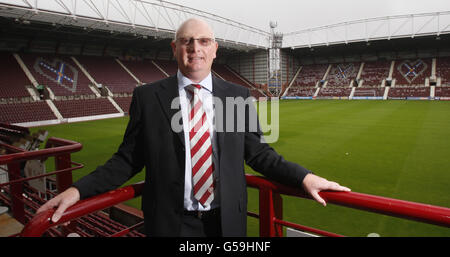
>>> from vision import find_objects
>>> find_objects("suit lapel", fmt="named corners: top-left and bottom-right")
top-left (212, 76), bottom-right (228, 160)
top-left (155, 75), bottom-right (185, 146)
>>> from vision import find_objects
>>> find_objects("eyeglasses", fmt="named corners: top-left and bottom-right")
top-left (176, 37), bottom-right (215, 47)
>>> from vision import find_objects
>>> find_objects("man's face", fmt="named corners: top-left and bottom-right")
top-left (171, 19), bottom-right (219, 83)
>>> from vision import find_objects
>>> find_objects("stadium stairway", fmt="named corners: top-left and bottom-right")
top-left (226, 66), bottom-right (268, 98)
top-left (70, 57), bottom-right (103, 97)
top-left (313, 88), bottom-right (320, 98)
top-left (107, 96), bottom-right (124, 114)
top-left (212, 64), bottom-right (267, 98)
top-left (281, 66), bottom-right (303, 97)
top-left (45, 99), bottom-right (64, 120)
top-left (383, 87), bottom-right (390, 100)
top-left (349, 87), bottom-right (356, 99)
top-left (115, 59), bottom-right (142, 85)
top-left (12, 53), bottom-right (39, 88)
top-left (151, 60), bottom-right (170, 77)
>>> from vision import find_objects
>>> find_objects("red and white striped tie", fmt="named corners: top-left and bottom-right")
top-left (186, 84), bottom-right (214, 207)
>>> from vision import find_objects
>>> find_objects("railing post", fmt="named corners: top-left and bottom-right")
top-left (20, 182), bottom-right (144, 237)
top-left (54, 153), bottom-right (76, 236)
top-left (54, 153), bottom-right (72, 193)
top-left (273, 192), bottom-right (283, 236)
top-left (7, 162), bottom-right (25, 224)
top-left (258, 187), bottom-right (283, 237)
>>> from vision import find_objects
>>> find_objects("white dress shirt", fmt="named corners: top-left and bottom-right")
top-left (177, 70), bottom-right (220, 211)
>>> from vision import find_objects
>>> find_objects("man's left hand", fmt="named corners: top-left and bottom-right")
top-left (302, 173), bottom-right (351, 206)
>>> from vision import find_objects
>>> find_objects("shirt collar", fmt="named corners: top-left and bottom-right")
top-left (177, 70), bottom-right (213, 93)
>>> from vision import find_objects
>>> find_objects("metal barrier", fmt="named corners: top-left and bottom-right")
top-left (20, 182), bottom-right (144, 237)
top-left (245, 175), bottom-right (450, 237)
top-left (0, 137), bottom-right (83, 225)
top-left (20, 174), bottom-right (450, 237)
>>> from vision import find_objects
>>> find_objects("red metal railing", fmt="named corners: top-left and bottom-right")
top-left (245, 175), bottom-right (450, 236)
top-left (20, 174), bottom-right (450, 237)
top-left (20, 182), bottom-right (144, 237)
top-left (0, 137), bottom-right (83, 225)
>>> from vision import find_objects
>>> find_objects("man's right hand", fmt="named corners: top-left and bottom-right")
top-left (36, 187), bottom-right (80, 223)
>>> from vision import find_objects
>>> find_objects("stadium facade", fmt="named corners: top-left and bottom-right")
top-left (0, 3), bottom-right (449, 125)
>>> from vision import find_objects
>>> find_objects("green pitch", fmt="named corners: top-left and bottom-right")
top-left (33, 100), bottom-right (450, 237)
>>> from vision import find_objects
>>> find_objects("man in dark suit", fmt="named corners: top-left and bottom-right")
top-left (37, 18), bottom-right (350, 237)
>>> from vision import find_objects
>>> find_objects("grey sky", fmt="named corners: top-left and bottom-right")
top-left (173, 0), bottom-right (450, 33)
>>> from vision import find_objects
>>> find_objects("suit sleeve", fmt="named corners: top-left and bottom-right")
top-left (72, 87), bottom-right (146, 199)
top-left (243, 90), bottom-right (311, 188)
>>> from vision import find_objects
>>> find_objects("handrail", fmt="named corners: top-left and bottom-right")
top-left (20, 182), bottom-right (144, 237)
top-left (0, 137), bottom-right (82, 165)
top-left (246, 175), bottom-right (450, 236)
top-left (0, 122), bottom-right (30, 134)
top-left (0, 136), bottom-right (83, 225)
top-left (0, 161), bottom-right (83, 188)
top-left (20, 175), bottom-right (450, 237)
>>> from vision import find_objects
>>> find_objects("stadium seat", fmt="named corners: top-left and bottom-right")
top-left (153, 60), bottom-right (178, 76)
top-left (212, 63), bottom-right (266, 98)
top-left (120, 59), bottom-right (167, 84)
top-left (76, 56), bottom-right (137, 94)
top-left (0, 53), bottom-right (32, 98)
top-left (436, 56), bottom-right (450, 86)
top-left (293, 64), bottom-right (328, 88)
top-left (392, 58), bottom-right (432, 87)
top-left (326, 62), bottom-right (360, 87)
top-left (353, 87), bottom-right (385, 97)
top-left (0, 101), bottom-right (57, 124)
top-left (19, 53), bottom-right (94, 96)
top-left (388, 86), bottom-right (430, 98)
top-left (359, 60), bottom-right (391, 87)
top-left (317, 87), bottom-right (352, 98)
top-left (434, 86), bottom-right (450, 97)
top-left (53, 98), bottom-right (119, 118)
top-left (112, 96), bottom-right (132, 114)
top-left (286, 87), bottom-right (316, 97)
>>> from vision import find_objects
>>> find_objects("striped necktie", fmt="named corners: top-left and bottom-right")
top-left (186, 84), bottom-right (214, 207)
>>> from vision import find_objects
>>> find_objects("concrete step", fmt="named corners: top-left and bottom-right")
top-left (0, 211), bottom-right (24, 237)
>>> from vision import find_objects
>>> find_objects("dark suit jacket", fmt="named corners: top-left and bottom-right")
top-left (72, 75), bottom-right (311, 236)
